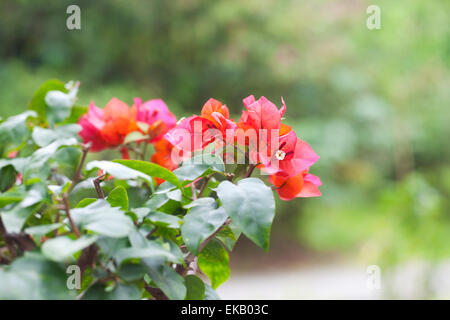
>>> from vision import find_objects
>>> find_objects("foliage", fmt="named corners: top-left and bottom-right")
top-left (0, 80), bottom-right (317, 300)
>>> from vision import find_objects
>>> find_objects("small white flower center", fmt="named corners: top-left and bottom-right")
top-left (275, 150), bottom-right (286, 161)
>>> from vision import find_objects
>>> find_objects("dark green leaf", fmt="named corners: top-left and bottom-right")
top-left (185, 275), bottom-right (205, 300)
top-left (114, 159), bottom-right (182, 189)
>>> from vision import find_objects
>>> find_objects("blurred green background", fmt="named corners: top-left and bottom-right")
top-left (1, 0), bottom-right (449, 298)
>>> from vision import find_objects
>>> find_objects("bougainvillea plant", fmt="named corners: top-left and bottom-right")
top-left (0, 80), bottom-right (320, 300)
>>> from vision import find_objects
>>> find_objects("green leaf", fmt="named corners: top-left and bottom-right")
top-left (216, 178), bottom-right (275, 251)
top-left (119, 262), bottom-right (148, 282)
top-left (42, 235), bottom-right (98, 262)
top-left (32, 124), bottom-right (81, 147)
top-left (1, 188), bottom-right (44, 233)
top-left (0, 252), bottom-right (76, 299)
top-left (173, 153), bottom-right (225, 182)
top-left (86, 160), bottom-right (152, 184)
top-left (181, 198), bottom-right (228, 255)
top-left (145, 193), bottom-right (170, 210)
top-left (107, 186), bottom-right (129, 210)
top-left (28, 79), bottom-right (67, 123)
top-left (146, 210), bottom-right (182, 229)
top-left (0, 157), bottom-right (30, 173)
top-left (24, 223), bottom-right (64, 236)
top-left (116, 231), bottom-right (183, 265)
top-left (113, 159), bottom-right (182, 189)
top-left (52, 146), bottom-right (82, 175)
top-left (23, 137), bottom-right (78, 182)
top-left (61, 105), bottom-right (88, 125)
top-left (70, 199), bottom-right (134, 238)
top-left (143, 257), bottom-right (187, 300)
top-left (198, 239), bottom-right (230, 289)
top-left (124, 131), bottom-right (148, 144)
top-left (0, 111), bottom-right (36, 153)
top-left (110, 283), bottom-right (142, 300)
top-left (0, 190), bottom-right (23, 208)
top-left (185, 275), bottom-right (205, 300)
top-left (75, 198), bottom-right (97, 208)
top-left (216, 224), bottom-right (241, 251)
top-left (115, 243), bottom-right (182, 265)
top-left (82, 282), bottom-right (141, 300)
top-left (0, 165), bottom-right (17, 192)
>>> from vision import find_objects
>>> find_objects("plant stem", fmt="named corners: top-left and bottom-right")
top-left (245, 163), bottom-right (257, 178)
top-left (144, 283), bottom-right (169, 300)
top-left (93, 174), bottom-right (106, 199)
top-left (62, 193), bottom-right (81, 238)
top-left (67, 142), bottom-right (91, 194)
top-left (197, 176), bottom-right (211, 198)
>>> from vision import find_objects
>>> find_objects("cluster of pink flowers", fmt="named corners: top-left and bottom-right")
top-left (78, 97), bottom-right (177, 168)
top-left (78, 95), bottom-right (321, 200)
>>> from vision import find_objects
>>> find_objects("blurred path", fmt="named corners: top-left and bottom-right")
top-left (217, 261), bottom-right (450, 299)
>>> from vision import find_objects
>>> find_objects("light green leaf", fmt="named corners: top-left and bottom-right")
top-left (24, 223), bottom-right (64, 236)
top-left (115, 240), bottom-right (183, 265)
top-left (107, 186), bottom-right (129, 210)
top-left (198, 240), bottom-right (230, 289)
top-left (70, 199), bottom-right (134, 238)
top-left (145, 193), bottom-right (170, 210)
top-left (32, 124), bottom-right (81, 147)
top-left (181, 198), bottom-right (228, 255)
top-left (216, 178), bottom-right (275, 251)
top-left (0, 111), bottom-right (36, 152)
top-left (23, 138), bottom-right (79, 182)
top-left (42, 235), bottom-right (98, 262)
top-left (146, 211), bottom-right (182, 229)
top-left (173, 153), bottom-right (224, 182)
top-left (143, 257), bottom-right (187, 300)
top-left (75, 198), bottom-right (97, 208)
top-left (0, 252), bottom-right (75, 299)
top-left (86, 160), bottom-right (152, 184)
top-left (1, 188), bottom-right (44, 233)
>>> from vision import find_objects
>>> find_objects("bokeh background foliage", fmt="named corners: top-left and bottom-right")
top-left (1, 0), bottom-right (449, 297)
